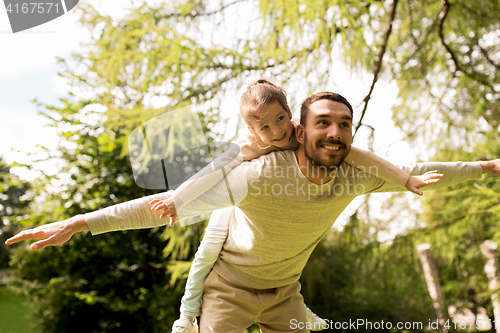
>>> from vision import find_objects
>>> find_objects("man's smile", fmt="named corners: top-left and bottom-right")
top-left (320, 141), bottom-right (346, 154)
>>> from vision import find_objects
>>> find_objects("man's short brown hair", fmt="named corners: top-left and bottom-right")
top-left (300, 92), bottom-right (353, 126)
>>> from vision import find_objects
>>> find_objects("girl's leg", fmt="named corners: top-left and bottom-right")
top-left (172, 207), bottom-right (234, 332)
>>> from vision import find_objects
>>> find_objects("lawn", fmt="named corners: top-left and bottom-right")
top-left (0, 285), bottom-right (33, 333)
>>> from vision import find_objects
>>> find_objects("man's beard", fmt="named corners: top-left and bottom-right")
top-left (303, 132), bottom-right (350, 170)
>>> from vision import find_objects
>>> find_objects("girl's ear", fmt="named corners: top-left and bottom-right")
top-left (248, 125), bottom-right (256, 137)
top-left (296, 124), bottom-right (305, 144)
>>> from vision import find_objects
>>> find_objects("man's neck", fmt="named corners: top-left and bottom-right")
top-left (294, 147), bottom-right (334, 185)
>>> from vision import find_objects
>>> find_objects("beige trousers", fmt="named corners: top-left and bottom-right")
top-left (199, 270), bottom-right (309, 333)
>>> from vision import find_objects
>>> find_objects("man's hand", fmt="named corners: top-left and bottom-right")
top-left (405, 170), bottom-right (443, 196)
top-left (4, 215), bottom-right (89, 251)
top-left (479, 159), bottom-right (500, 176)
top-left (149, 198), bottom-right (177, 226)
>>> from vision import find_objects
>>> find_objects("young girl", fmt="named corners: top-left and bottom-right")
top-left (150, 79), bottom-right (441, 333)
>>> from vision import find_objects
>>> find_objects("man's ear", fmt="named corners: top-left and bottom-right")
top-left (296, 124), bottom-right (305, 144)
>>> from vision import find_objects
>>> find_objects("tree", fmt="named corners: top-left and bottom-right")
top-left (0, 157), bottom-right (31, 271)
top-left (255, 0), bottom-right (500, 325)
top-left (8, 0), bottom-right (500, 331)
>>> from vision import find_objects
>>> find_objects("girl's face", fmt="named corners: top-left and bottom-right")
top-left (248, 101), bottom-right (294, 148)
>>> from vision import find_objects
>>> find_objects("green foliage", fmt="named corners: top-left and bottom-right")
top-left (7, 97), bottom-right (209, 331)
top-left (9, 227), bottom-right (199, 332)
top-left (295, 0), bottom-right (500, 327)
top-left (0, 158), bottom-right (31, 270)
top-left (8, 2), bottom-right (225, 331)
top-left (7, 0), bottom-right (500, 331)
top-left (255, 0), bottom-right (500, 145)
top-left (388, 0), bottom-right (500, 147)
top-left (307, 141), bottom-right (500, 329)
top-left (301, 211), bottom-right (437, 330)
top-left (415, 141), bottom-right (500, 319)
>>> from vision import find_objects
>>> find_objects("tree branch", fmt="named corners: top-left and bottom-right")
top-left (406, 0), bottom-right (420, 47)
top-left (159, 0), bottom-right (248, 20)
top-left (474, 37), bottom-right (500, 70)
top-left (438, 0), bottom-right (495, 91)
top-left (354, 0), bottom-right (399, 138)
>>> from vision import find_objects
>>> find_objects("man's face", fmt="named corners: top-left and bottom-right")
top-left (300, 99), bottom-right (353, 168)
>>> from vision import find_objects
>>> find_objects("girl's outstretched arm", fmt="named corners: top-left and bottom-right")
top-left (346, 146), bottom-right (442, 195)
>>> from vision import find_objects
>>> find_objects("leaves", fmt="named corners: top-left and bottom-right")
top-left (5, 0), bottom-right (500, 330)
top-left (0, 158), bottom-right (31, 270)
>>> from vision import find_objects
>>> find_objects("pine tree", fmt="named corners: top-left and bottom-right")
top-left (8, 1), bottom-right (500, 331)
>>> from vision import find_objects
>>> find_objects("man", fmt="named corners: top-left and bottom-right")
top-left (6, 92), bottom-right (500, 332)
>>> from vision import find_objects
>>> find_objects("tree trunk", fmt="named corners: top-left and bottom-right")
top-left (417, 243), bottom-right (448, 330)
top-left (480, 240), bottom-right (500, 333)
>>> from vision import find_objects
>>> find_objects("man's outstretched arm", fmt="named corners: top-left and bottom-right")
top-left (4, 191), bottom-right (177, 250)
top-left (478, 160), bottom-right (500, 176)
top-left (4, 156), bottom-right (255, 250)
top-left (5, 215), bottom-right (89, 251)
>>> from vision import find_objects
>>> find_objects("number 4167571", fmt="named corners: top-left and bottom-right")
top-left (6, 3), bottom-right (60, 14)
top-left (443, 318), bottom-right (495, 330)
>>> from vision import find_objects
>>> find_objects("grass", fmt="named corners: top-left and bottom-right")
top-left (0, 285), bottom-right (33, 333)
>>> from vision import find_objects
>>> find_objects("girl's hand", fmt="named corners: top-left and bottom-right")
top-left (405, 171), bottom-right (443, 196)
top-left (149, 198), bottom-right (177, 226)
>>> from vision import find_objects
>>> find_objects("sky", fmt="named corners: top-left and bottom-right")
top-left (0, 0), bottom-right (425, 240)
top-left (0, 0), bottom-right (146, 176)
